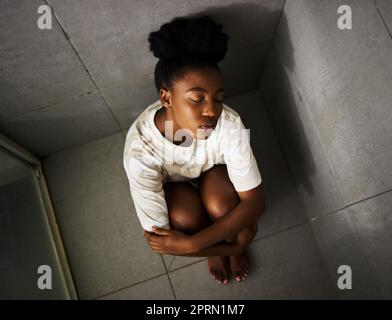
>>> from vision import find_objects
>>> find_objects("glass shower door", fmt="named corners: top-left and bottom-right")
top-left (0, 144), bottom-right (74, 299)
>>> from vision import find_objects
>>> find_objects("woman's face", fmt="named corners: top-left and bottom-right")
top-left (161, 66), bottom-right (224, 140)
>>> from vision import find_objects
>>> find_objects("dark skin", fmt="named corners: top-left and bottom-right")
top-left (143, 66), bottom-right (266, 283)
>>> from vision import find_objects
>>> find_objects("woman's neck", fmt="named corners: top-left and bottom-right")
top-left (155, 107), bottom-right (194, 146)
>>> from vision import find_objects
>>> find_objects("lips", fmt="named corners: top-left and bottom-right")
top-left (199, 121), bottom-right (217, 129)
top-left (199, 124), bottom-right (216, 130)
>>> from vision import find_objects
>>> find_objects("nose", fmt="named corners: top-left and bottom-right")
top-left (201, 101), bottom-right (219, 118)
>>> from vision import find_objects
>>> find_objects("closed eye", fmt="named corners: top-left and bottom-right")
top-left (190, 98), bottom-right (224, 103)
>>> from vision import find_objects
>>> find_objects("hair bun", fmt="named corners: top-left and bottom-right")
top-left (148, 15), bottom-right (228, 63)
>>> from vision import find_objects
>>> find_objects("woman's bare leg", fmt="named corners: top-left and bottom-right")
top-left (163, 181), bottom-right (231, 284)
top-left (199, 164), bottom-right (255, 282)
top-left (163, 181), bottom-right (210, 235)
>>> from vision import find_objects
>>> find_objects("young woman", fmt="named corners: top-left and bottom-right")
top-left (123, 15), bottom-right (265, 285)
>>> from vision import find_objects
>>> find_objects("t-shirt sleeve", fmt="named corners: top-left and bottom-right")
top-left (222, 116), bottom-right (262, 192)
top-left (123, 143), bottom-right (170, 232)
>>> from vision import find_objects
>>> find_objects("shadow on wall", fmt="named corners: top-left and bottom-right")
top-left (182, 2), bottom-right (282, 100)
top-left (260, 12), bottom-right (318, 198)
top-left (187, 2), bottom-right (280, 51)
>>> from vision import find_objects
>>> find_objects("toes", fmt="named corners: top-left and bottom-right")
top-left (222, 273), bottom-right (229, 284)
top-left (220, 272), bottom-right (225, 283)
top-left (215, 272), bottom-right (221, 283)
top-left (233, 267), bottom-right (248, 282)
top-left (242, 268), bottom-right (249, 280)
top-left (219, 272), bottom-right (224, 283)
top-left (241, 265), bottom-right (248, 275)
top-left (240, 270), bottom-right (247, 280)
top-left (240, 263), bottom-right (249, 277)
top-left (240, 267), bottom-right (247, 278)
top-left (208, 264), bottom-right (230, 284)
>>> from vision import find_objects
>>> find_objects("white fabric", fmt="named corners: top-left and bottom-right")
top-left (123, 99), bottom-right (262, 232)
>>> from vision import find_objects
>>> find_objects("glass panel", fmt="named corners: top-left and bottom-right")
top-left (0, 145), bottom-right (69, 299)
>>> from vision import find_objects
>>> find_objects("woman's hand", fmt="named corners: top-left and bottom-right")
top-left (143, 226), bottom-right (195, 255)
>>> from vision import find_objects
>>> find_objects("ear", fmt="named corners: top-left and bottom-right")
top-left (159, 88), bottom-right (171, 109)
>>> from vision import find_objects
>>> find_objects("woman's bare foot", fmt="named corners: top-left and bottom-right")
top-left (207, 256), bottom-right (230, 284)
top-left (229, 250), bottom-right (249, 282)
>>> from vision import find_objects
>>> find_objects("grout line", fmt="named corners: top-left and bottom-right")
top-left (44, 0), bottom-right (123, 131)
top-left (40, 128), bottom-right (123, 160)
top-left (93, 272), bottom-right (167, 300)
top-left (166, 258), bottom-right (207, 274)
top-left (252, 220), bottom-right (309, 244)
top-left (166, 255), bottom-right (175, 271)
top-left (0, 90), bottom-right (100, 125)
top-left (305, 217), bottom-right (342, 300)
top-left (278, 0), bottom-right (287, 29)
top-left (372, 0), bottom-right (392, 40)
top-left (282, 0), bottom-right (287, 12)
top-left (255, 38), bottom-right (274, 89)
top-left (257, 84), bottom-right (306, 207)
top-left (322, 187), bottom-right (392, 218)
top-left (345, 209), bottom-right (383, 299)
top-left (289, 188), bottom-right (392, 227)
top-left (237, 187), bottom-right (392, 247)
top-left (256, 0), bottom-right (286, 90)
top-left (160, 254), bottom-right (177, 300)
top-left (271, 0), bottom-right (286, 42)
top-left (262, 100), bottom-right (300, 187)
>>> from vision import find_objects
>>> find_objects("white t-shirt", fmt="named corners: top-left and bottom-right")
top-left (123, 99), bottom-right (262, 232)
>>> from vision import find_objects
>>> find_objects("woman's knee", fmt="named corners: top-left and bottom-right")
top-left (199, 165), bottom-right (240, 220)
top-left (170, 208), bottom-right (208, 234)
top-left (164, 182), bottom-right (210, 235)
top-left (206, 192), bottom-right (239, 220)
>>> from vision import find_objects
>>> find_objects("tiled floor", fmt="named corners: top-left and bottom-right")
top-left (41, 91), bottom-right (338, 300)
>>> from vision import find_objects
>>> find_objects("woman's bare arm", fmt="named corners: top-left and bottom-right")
top-left (173, 214), bottom-right (259, 257)
top-left (171, 240), bottom-right (241, 257)
top-left (144, 184), bottom-right (266, 255)
top-left (190, 184), bottom-right (265, 252)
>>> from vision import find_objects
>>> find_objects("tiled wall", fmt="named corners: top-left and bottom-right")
top-left (260, 0), bottom-right (392, 298)
top-left (0, 0), bottom-right (284, 157)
